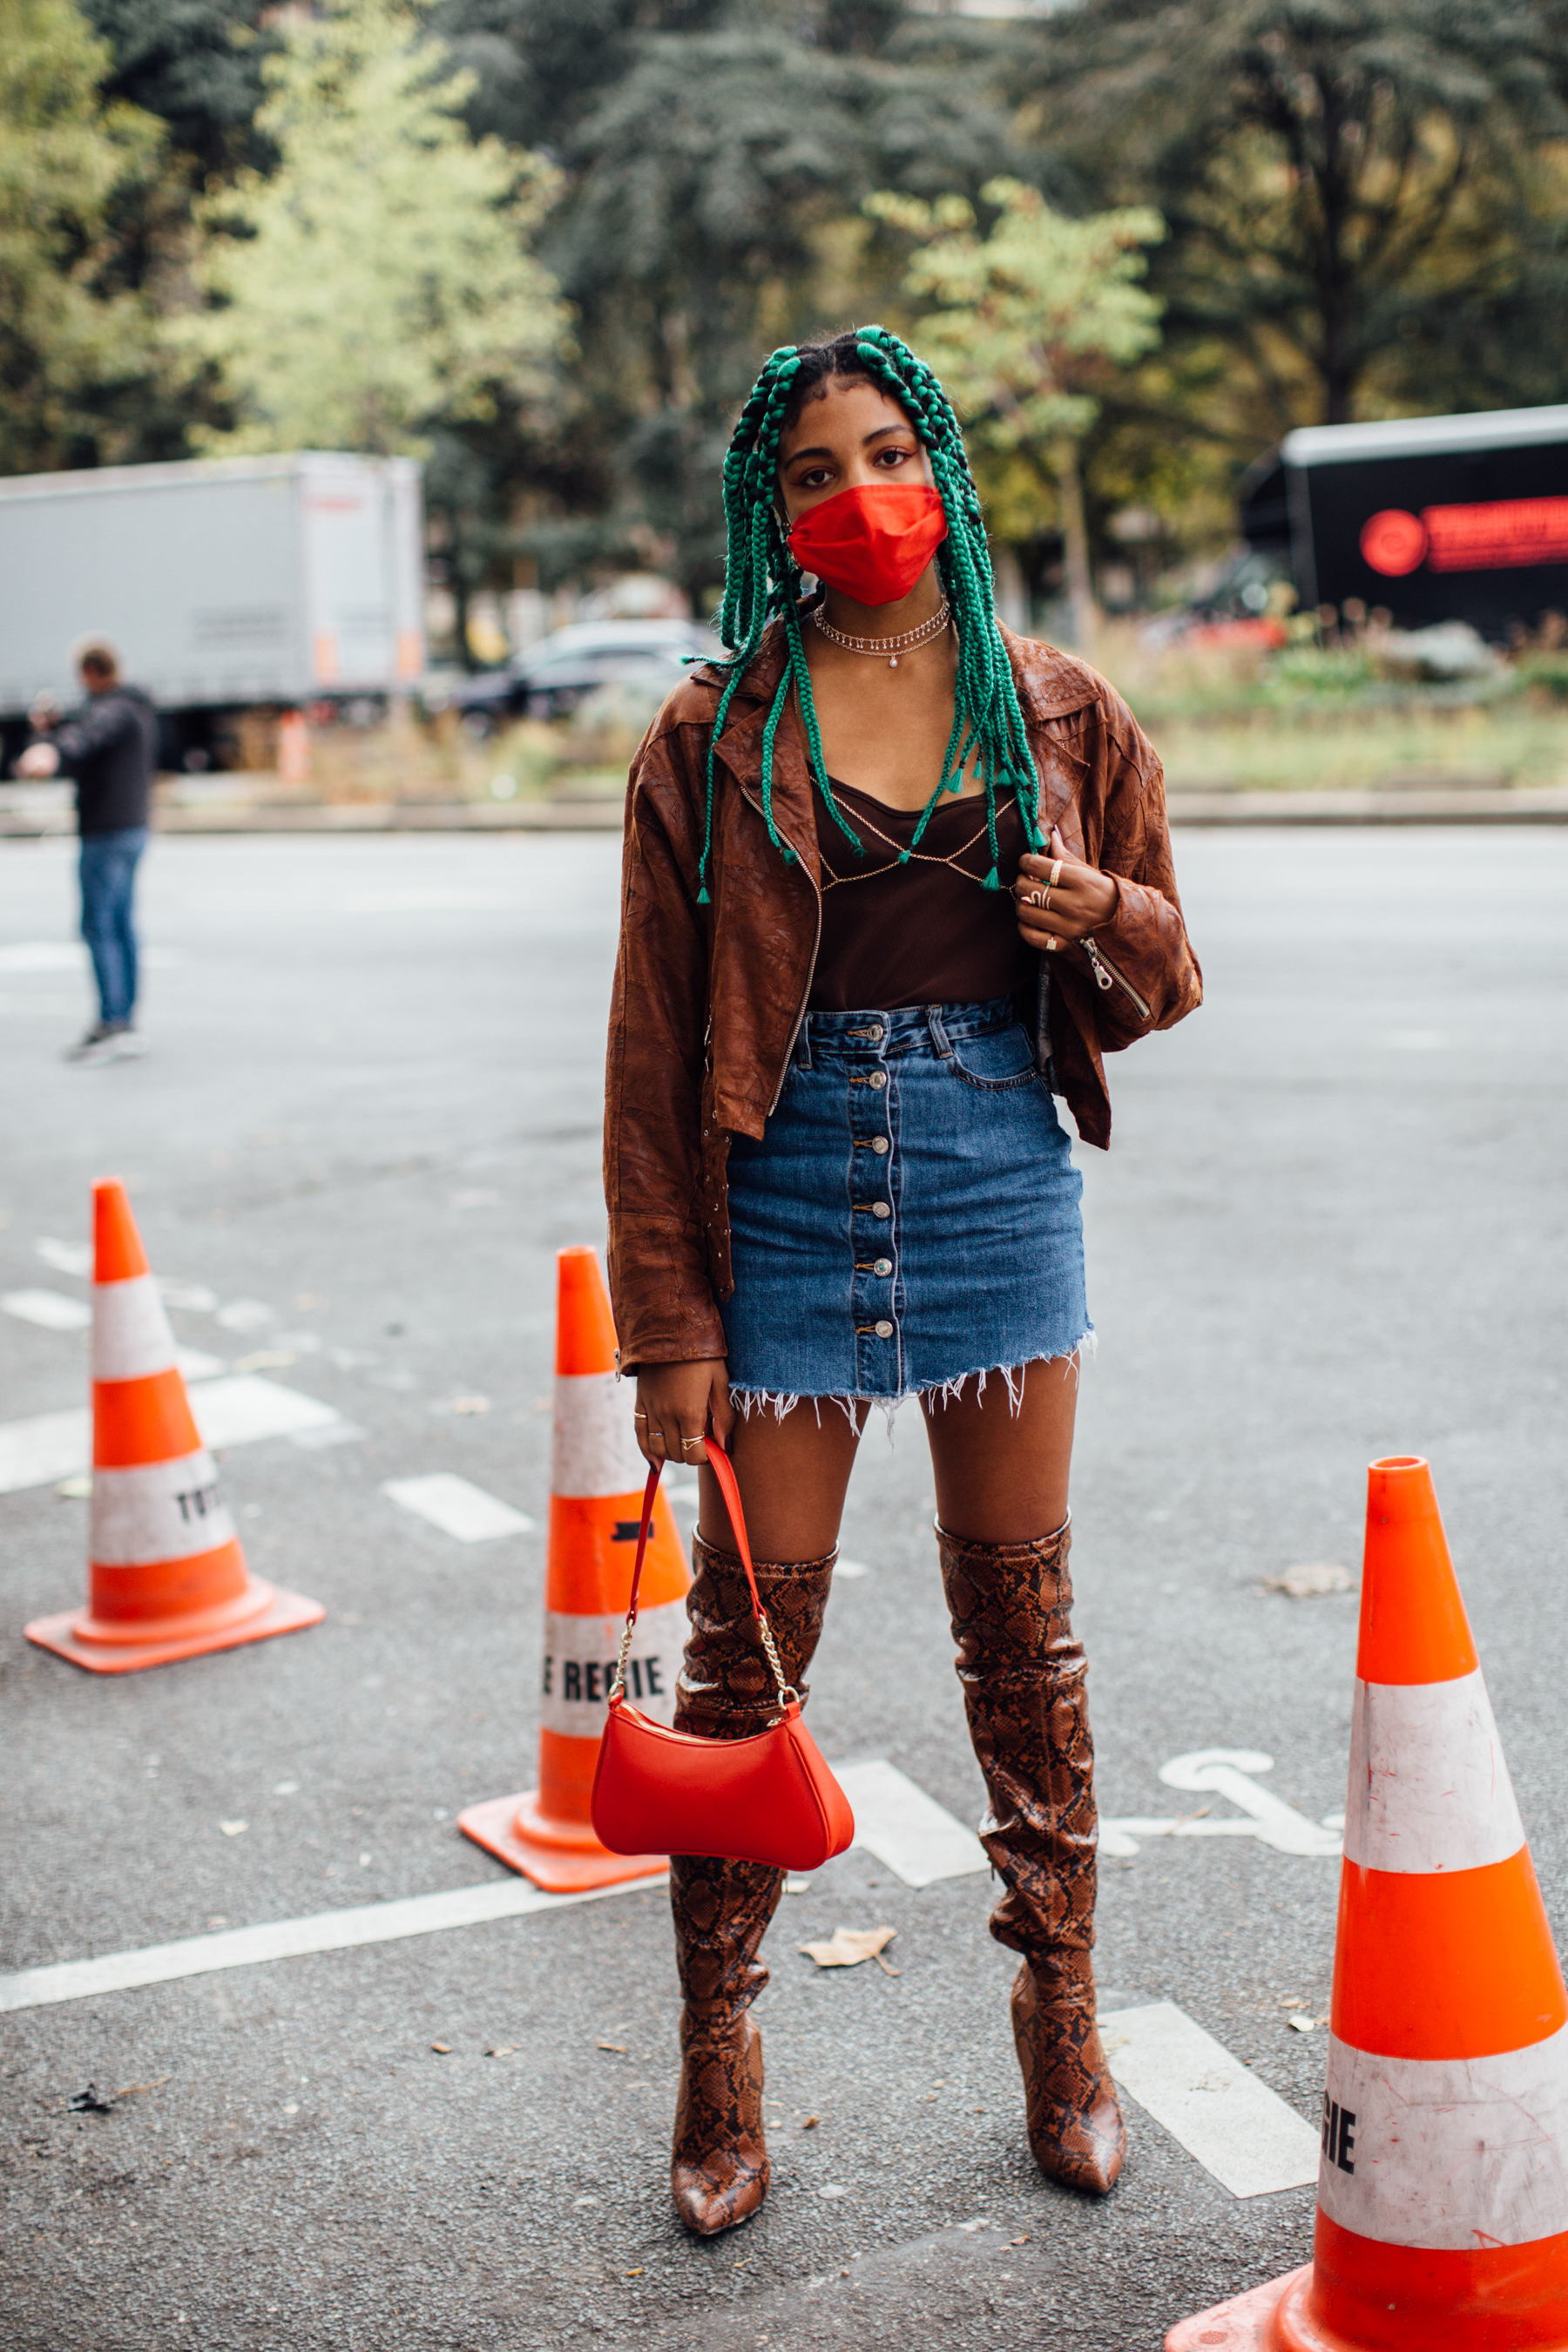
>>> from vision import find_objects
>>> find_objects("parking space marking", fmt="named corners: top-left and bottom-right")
top-left (1100, 2000), bottom-right (1321, 2198)
top-left (382, 1474), bottom-right (536, 1542)
top-left (837, 1759), bottom-right (986, 1887)
top-left (3, 1289), bottom-right (91, 1331)
top-left (0, 1876), bottom-right (663, 2016)
top-left (0, 1375), bottom-right (341, 1495)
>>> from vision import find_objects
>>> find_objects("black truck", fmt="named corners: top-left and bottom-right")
top-left (1239, 402), bottom-right (1568, 638)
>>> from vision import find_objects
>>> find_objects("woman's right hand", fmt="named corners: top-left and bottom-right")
top-left (632, 1359), bottom-right (734, 1469)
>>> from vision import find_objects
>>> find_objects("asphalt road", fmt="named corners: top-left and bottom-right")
top-left (2, 822), bottom-right (1565, 2352)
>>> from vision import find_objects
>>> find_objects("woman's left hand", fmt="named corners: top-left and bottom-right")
top-left (1013, 824), bottom-right (1118, 950)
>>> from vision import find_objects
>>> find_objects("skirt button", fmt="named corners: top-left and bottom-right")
top-left (870, 1136), bottom-right (889, 1154)
top-left (874, 1320), bottom-right (894, 1337)
top-left (869, 1071), bottom-right (887, 1090)
top-left (871, 1201), bottom-right (890, 1219)
top-left (874, 1257), bottom-right (892, 1276)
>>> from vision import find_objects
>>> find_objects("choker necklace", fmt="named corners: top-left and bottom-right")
top-left (812, 598), bottom-right (951, 669)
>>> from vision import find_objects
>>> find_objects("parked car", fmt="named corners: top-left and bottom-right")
top-left (436, 619), bottom-right (717, 734)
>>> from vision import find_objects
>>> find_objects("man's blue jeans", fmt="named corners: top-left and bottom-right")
top-left (79, 828), bottom-right (147, 1027)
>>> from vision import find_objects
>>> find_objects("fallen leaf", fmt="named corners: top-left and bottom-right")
top-left (1288, 2015), bottom-right (1317, 2034)
top-left (624, 2268), bottom-right (645, 2278)
top-left (1263, 1562), bottom-right (1356, 1599)
top-left (429, 2043), bottom-right (452, 2054)
top-left (802, 2115), bottom-right (819, 2129)
top-left (798, 1925), bottom-right (896, 1970)
top-left (484, 2046), bottom-right (517, 2058)
top-left (596, 2040), bottom-right (629, 2054)
top-left (113, 2078), bottom-right (171, 2099)
top-left (219, 1820), bottom-right (248, 1837)
top-left (1009, 2234), bottom-right (1031, 2247)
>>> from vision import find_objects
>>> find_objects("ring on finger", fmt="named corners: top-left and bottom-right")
top-left (679, 1436), bottom-right (706, 1453)
top-left (1048, 857), bottom-right (1064, 888)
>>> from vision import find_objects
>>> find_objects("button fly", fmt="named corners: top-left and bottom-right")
top-left (871, 1201), bottom-right (890, 1219)
top-left (870, 1136), bottom-right (889, 1154)
top-left (874, 1258), bottom-right (892, 1276)
top-left (868, 1070), bottom-right (887, 1090)
top-left (874, 1320), bottom-right (894, 1337)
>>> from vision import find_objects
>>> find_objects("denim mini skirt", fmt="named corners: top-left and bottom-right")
top-left (720, 996), bottom-right (1091, 1415)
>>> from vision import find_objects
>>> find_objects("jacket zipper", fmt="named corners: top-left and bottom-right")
top-left (1082, 935), bottom-right (1152, 1020)
top-left (737, 779), bottom-right (823, 1115)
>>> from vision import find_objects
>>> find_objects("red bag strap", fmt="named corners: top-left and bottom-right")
top-left (609, 1442), bottom-right (797, 1709)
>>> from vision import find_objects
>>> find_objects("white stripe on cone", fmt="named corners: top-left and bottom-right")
top-left (92, 1274), bottom-right (179, 1385)
top-left (1318, 2024), bottom-right (1568, 2249)
top-left (91, 1450), bottom-right (236, 1566)
top-left (551, 1370), bottom-right (646, 1500)
top-left (1344, 1669), bottom-right (1525, 1875)
top-left (539, 1598), bottom-right (686, 1740)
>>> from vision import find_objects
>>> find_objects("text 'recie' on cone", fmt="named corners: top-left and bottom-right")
top-left (1166, 1454), bottom-right (1568, 2352)
top-left (24, 1179), bottom-right (324, 1673)
top-left (458, 1245), bottom-right (691, 1890)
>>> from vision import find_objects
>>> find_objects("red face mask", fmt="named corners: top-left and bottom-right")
top-left (787, 483), bottom-right (948, 607)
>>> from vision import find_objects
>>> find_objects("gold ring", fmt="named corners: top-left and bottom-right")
top-left (1026, 888), bottom-right (1048, 909)
top-left (632, 1409), bottom-right (647, 1422)
top-left (1048, 858), bottom-right (1064, 889)
top-left (680, 1436), bottom-right (706, 1453)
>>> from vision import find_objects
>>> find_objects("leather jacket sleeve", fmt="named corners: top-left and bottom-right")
top-left (1085, 695), bottom-right (1202, 1047)
top-left (604, 719), bottom-right (728, 1373)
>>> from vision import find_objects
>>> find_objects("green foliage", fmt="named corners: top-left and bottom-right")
top-left (869, 178), bottom-right (1163, 637)
top-left (1027, 0), bottom-right (1568, 457)
top-left (183, 0), bottom-right (569, 456)
top-left (0, 0), bottom-right (174, 473)
top-left (82, 0), bottom-right (274, 175)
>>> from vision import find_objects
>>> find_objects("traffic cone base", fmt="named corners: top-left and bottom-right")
top-left (25, 1579), bottom-right (324, 1674)
top-left (456, 1789), bottom-right (667, 1892)
top-left (1166, 2267), bottom-right (1308, 2351)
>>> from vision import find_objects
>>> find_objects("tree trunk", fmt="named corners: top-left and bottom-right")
top-left (1053, 437), bottom-right (1098, 652)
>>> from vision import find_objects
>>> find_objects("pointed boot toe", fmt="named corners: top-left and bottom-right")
top-left (1011, 1959), bottom-right (1127, 2197)
top-left (670, 2011), bottom-right (770, 2238)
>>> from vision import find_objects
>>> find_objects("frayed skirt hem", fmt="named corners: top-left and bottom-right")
top-left (726, 1334), bottom-right (1095, 1434)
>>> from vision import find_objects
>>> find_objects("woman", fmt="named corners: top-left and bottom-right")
top-left (605, 326), bottom-right (1200, 2237)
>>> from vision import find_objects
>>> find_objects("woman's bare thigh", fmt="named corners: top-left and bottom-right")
top-left (922, 1354), bottom-right (1079, 1543)
top-left (697, 1402), bottom-right (863, 1561)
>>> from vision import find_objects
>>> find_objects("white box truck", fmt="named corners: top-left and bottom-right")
top-left (0, 450), bottom-right (424, 771)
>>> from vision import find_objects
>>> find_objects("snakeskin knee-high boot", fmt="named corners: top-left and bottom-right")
top-left (668, 1529), bottom-right (835, 2237)
top-left (937, 1517), bottom-right (1126, 2196)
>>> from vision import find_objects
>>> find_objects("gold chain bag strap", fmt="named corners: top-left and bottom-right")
top-left (590, 1442), bottom-right (855, 1870)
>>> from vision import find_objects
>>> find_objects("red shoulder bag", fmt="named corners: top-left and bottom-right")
top-left (590, 1441), bottom-right (855, 1871)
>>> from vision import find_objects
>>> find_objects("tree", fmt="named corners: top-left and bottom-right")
top-left (82, 0), bottom-right (274, 178)
top-left (1025, 0), bottom-right (1568, 444)
top-left (0, 0), bottom-right (170, 473)
top-left (868, 177), bottom-right (1163, 645)
top-left (184, 0), bottom-right (568, 457)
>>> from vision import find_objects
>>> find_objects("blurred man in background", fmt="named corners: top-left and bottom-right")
top-left (17, 639), bottom-right (158, 1064)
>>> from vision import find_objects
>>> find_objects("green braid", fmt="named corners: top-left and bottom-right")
top-left (695, 325), bottom-right (1045, 904)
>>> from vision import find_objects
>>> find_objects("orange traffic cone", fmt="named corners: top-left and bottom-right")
top-left (458, 1246), bottom-right (691, 1890)
top-left (1167, 1454), bottom-right (1568, 2351)
top-left (25, 1179), bottom-right (324, 1673)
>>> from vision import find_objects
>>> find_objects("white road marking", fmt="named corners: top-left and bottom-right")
top-left (36, 1238), bottom-right (91, 1278)
top-left (177, 1348), bottom-right (226, 1382)
top-left (0, 1376), bottom-right (340, 1496)
top-left (3, 1289), bottom-right (91, 1331)
top-left (1100, 2001), bottom-right (1321, 2198)
top-left (0, 942), bottom-right (184, 972)
top-left (214, 1299), bottom-right (276, 1334)
top-left (1099, 1752), bottom-right (1343, 1860)
top-left (836, 1558), bottom-right (872, 1579)
top-left (0, 1876), bottom-right (665, 2016)
top-left (836, 1759), bottom-right (985, 1887)
top-left (382, 1474), bottom-right (536, 1543)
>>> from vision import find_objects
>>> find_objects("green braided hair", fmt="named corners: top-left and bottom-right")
top-left (693, 323), bottom-right (1046, 904)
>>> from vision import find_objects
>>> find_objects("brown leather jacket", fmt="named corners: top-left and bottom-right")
top-left (605, 618), bottom-right (1201, 1372)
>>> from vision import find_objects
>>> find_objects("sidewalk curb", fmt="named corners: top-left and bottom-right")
top-left (3, 787), bottom-right (1566, 839)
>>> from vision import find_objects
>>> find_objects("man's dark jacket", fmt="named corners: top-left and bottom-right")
top-left (54, 687), bottom-right (158, 835)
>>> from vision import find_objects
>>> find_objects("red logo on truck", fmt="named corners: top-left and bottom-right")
top-left (1362, 498), bottom-right (1568, 577)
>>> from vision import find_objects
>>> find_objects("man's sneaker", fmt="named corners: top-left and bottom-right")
top-left (64, 1024), bottom-right (122, 1064)
top-left (114, 1027), bottom-right (147, 1058)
